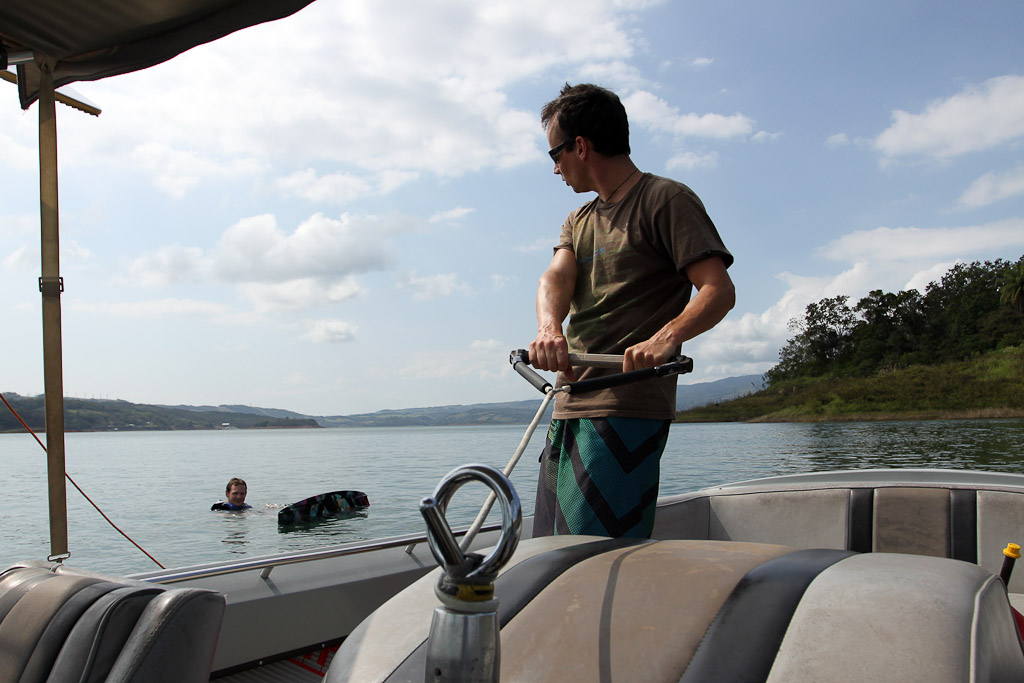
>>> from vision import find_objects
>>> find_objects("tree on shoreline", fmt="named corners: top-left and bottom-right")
top-left (1001, 258), bottom-right (1024, 316)
top-left (766, 255), bottom-right (1024, 384)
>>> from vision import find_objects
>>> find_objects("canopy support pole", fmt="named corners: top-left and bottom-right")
top-left (38, 60), bottom-right (69, 561)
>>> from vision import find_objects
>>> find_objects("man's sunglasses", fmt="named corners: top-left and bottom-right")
top-left (548, 139), bottom-right (573, 162)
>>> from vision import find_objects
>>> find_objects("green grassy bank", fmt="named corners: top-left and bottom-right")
top-left (675, 345), bottom-right (1024, 423)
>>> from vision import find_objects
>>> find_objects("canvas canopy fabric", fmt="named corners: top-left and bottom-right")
top-left (0, 0), bottom-right (316, 109)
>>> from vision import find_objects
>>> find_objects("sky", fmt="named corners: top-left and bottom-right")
top-left (2, 0), bottom-right (1023, 417)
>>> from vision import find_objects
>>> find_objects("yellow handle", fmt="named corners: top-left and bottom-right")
top-left (1004, 543), bottom-right (1021, 559)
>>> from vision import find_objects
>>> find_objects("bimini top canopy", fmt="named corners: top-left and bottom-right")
top-left (0, 0), bottom-right (316, 109)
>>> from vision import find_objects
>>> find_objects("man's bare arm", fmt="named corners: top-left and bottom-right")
top-left (529, 248), bottom-right (577, 380)
top-left (623, 256), bottom-right (735, 371)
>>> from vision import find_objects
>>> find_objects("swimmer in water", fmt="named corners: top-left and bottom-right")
top-left (211, 477), bottom-right (252, 511)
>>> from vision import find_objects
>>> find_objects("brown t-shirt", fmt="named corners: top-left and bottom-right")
top-left (553, 173), bottom-right (733, 420)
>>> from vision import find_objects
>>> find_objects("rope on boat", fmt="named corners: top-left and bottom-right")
top-left (459, 387), bottom-right (560, 552)
top-left (0, 392), bottom-right (166, 569)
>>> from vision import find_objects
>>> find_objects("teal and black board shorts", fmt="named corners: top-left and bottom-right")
top-left (533, 417), bottom-right (671, 539)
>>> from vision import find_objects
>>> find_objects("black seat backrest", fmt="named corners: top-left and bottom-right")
top-left (0, 562), bottom-right (225, 683)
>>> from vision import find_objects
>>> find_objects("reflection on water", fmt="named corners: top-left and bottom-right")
top-left (221, 527), bottom-right (248, 553)
top-left (277, 510), bottom-right (369, 537)
top-left (657, 418), bottom-right (1024, 497)
top-left (212, 507), bottom-right (264, 554)
top-left (1, 419), bottom-right (1021, 574)
top-left (794, 420), bottom-right (1024, 471)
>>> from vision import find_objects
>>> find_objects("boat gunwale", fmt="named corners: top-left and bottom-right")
top-left (130, 522), bottom-right (503, 584)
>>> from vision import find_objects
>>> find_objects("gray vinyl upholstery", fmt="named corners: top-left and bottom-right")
top-left (652, 490), bottom-right (851, 549)
top-left (653, 483), bottom-right (1024, 592)
top-left (328, 537), bottom-right (1024, 682)
top-left (872, 486), bottom-right (950, 555)
top-left (979, 490), bottom-right (1024, 589)
top-left (328, 535), bottom-right (594, 683)
top-left (767, 553), bottom-right (1024, 682)
top-left (0, 561), bottom-right (225, 683)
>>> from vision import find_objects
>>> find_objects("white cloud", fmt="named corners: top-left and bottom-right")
top-left (57, 0), bottom-right (647, 195)
top-left (398, 271), bottom-right (473, 300)
top-left (624, 90), bottom-right (756, 139)
top-left (751, 131), bottom-right (782, 143)
top-left (3, 244), bottom-right (36, 272)
top-left (666, 151), bottom-right (719, 170)
top-left (282, 372), bottom-right (313, 388)
top-left (471, 339), bottom-right (503, 351)
top-left (302, 319), bottom-right (358, 343)
top-left (429, 207), bottom-right (475, 223)
top-left (0, 131), bottom-right (37, 171)
top-left (490, 274), bottom-right (513, 291)
top-left (686, 269), bottom-right (830, 380)
top-left (238, 276), bottom-right (365, 312)
top-left (0, 214), bottom-right (36, 240)
top-left (75, 298), bottom-right (230, 317)
top-left (905, 261), bottom-right (961, 292)
top-left (610, 0), bottom-right (664, 9)
top-left (874, 74), bottom-right (1024, 161)
top-left (212, 213), bottom-right (394, 282)
top-left (818, 219), bottom-right (1024, 262)
top-left (576, 61), bottom-right (648, 91)
top-left (517, 237), bottom-right (556, 253)
top-left (376, 170), bottom-right (422, 194)
top-left (126, 246), bottom-right (210, 286)
top-left (958, 165), bottom-right (1024, 207)
top-left (122, 212), bottom-right (393, 309)
top-left (689, 57), bottom-right (713, 69)
top-left (397, 338), bottom-right (507, 380)
top-left (274, 169), bottom-right (376, 203)
top-left (826, 133), bottom-right (849, 149)
top-left (691, 219), bottom-right (1024, 381)
top-left (130, 142), bottom-right (265, 198)
top-left (4, 239), bottom-right (93, 273)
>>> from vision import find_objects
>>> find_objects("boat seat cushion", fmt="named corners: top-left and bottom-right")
top-left (872, 486), bottom-right (950, 555)
top-left (979, 490), bottom-right (1024, 592)
top-left (329, 537), bottom-right (1024, 682)
top-left (713, 489), bottom-right (850, 548)
top-left (654, 484), bottom-right (1024, 592)
top-left (767, 552), bottom-right (1024, 682)
top-left (330, 535), bottom-right (608, 681)
top-left (0, 562), bottom-right (225, 683)
top-left (652, 489), bottom-right (851, 549)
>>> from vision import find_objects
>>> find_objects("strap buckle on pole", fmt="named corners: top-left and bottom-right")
top-left (39, 276), bottom-right (64, 297)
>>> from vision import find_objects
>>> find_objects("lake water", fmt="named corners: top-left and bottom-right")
top-left (2, 419), bottom-right (1023, 576)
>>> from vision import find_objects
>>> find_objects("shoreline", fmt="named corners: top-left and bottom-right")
top-left (5, 410), bottom-right (1023, 434)
top-left (0, 425), bottom-right (323, 435)
top-left (675, 407), bottom-right (1024, 424)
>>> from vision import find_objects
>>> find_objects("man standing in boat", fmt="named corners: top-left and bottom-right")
top-left (529, 83), bottom-right (735, 538)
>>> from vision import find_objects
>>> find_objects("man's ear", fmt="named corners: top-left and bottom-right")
top-left (573, 136), bottom-right (592, 163)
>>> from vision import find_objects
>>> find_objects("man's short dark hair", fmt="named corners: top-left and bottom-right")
top-left (226, 477), bottom-right (246, 494)
top-left (541, 83), bottom-right (630, 156)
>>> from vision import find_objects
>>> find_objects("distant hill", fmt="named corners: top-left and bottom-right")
top-left (315, 374), bottom-right (763, 427)
top-left (315, 400), bottom-right (550, 428)
top-left (0, 374), bottom-right (763, 432)
top-left (676, 375), bottom-right (762, 410)
top-left (169, 404), bottom-right (310, 420)
top-left (0, 395), bottom-right (319, 433)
